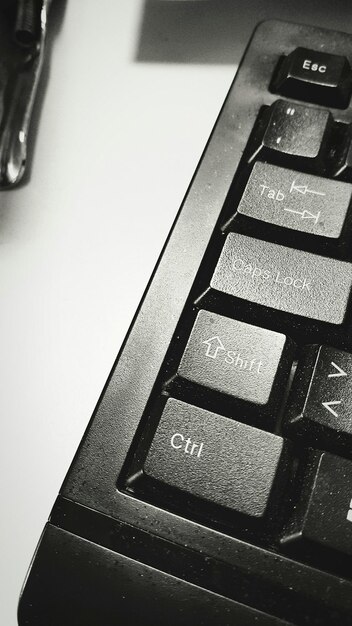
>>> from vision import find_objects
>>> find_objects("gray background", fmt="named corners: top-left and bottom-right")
top-left (1, 2), bottom-right (352, 624)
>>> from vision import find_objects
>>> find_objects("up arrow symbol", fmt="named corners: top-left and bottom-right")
top-left (328, 361), bottom-right (347, 378)
top-left (202, 336), bottom-right (225, 359)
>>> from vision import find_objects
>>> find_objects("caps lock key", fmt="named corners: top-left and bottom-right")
top-left (210, 233), bottom-right (352, 325)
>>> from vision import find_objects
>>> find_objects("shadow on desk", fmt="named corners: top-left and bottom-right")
top-left (135, 0), bottom-right (352, 65)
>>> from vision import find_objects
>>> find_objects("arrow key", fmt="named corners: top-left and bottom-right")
top-left (285, 345), bottom-right (352, 453)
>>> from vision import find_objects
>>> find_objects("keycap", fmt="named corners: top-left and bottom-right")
top-left (143, 398), bottom-right (287, 518)
top-left (282, 451), bottom-right (352, 556)
top-left (210, 233), bottom-right (352, 324)
top-left (177, 310), bottom-right (288, 406)
top-left (248, 100), bottom-right (332, 169)
top-left (236, 162), bottom-right (352, 238)
top-left (285, 345), bottom-right (352, 451)
top-left (273, 47), bottom-right (352, 108)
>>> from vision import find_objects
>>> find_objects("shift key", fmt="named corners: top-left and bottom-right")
top-left (210, 233), bottom-right (352, 324)
top-left (178, 310), bottom-right (288, 406)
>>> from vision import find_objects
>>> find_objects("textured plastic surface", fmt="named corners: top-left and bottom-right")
top-left (282, 451), bottom-right (352, 556)
top-left (259, 99), bottom-right (331, 159)
top-left (237, 162), bottom-right (352, 237)
top-left (19, 524), bottom-right (293, 626)
top-left (143, 398), bottom-right (286, 517)
top-left (273, 47), bottom-right (352, 108)
top-left (178, 309), bottom-right (287, 404)
top-left (211, 233), bottom-right (352, 323)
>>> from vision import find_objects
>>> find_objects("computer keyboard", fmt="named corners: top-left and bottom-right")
top-left (19, 20), bottom-right (352, 625)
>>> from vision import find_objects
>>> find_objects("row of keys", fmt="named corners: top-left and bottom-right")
top-left (140, 398), bottom-right (352, 557)
top-left (126, 44), bottom-right (352, 572)
top-left (130, 306), bottom-right (352, 559)
top-left (172, 309), bottom-right (352, 450)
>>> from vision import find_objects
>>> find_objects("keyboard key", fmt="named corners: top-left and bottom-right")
top-left (285, 345), bottom-right (352, 451)
top-left (210, 233), bottom-right (352, 324)
top-left (248, 100), bottom-right (332, 169)
top-left (236, 162), bottom-right (352, 239)
top-left (282, 451), bottom-right (352, 556)
top-left (144, 398), bottom-right (287, 518)
top-left (273, 47), bottom-right (352, 108)
top-left (178, 310), bottom-right (288, 406)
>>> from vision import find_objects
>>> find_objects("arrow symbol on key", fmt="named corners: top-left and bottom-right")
top-left (328, 361), bottom-right (347, 378)
top-left (301, 209), bottom-right (321, 221)
top-left (202, 336), bottom-right (225, 360)
top-left (290, 180), bottom-right (326, 197)
top-left (322, 400), bottom-right (341, 417)
top-left (283, 207), bottom-right (321, 224)
top-left (290, 182), bottom-right (308, 194)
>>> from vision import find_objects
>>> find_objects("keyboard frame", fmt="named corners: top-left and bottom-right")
top-left (18, 20), bottom-right (352, 625)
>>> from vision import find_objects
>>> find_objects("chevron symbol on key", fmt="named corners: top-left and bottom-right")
top-left (328, 361), bottom-right (347, 378)
top-left (321, 400), bottom-right (341, 417)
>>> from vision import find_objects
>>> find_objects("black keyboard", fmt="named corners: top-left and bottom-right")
top-left (19, 21), bottom-right (352, 625)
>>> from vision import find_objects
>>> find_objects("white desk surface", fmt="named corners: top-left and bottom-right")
top-left (2, 2), bottom-right (351, 623)
top-left (1, 2), bottom-right (234, 623)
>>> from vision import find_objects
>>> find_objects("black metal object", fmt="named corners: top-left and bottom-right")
top-left (14, 0), bottom-right (41, 47)
top-left (0, 0), bottom-right (50, 187)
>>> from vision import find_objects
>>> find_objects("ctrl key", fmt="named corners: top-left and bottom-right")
top-left (141, 398), bottom-right (289, 519)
